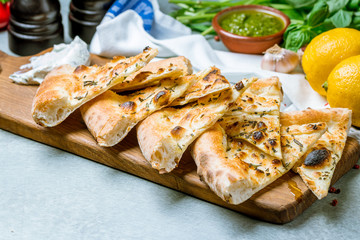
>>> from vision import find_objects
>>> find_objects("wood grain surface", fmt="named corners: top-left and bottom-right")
top-left (1, 50), bottom-right (359, 224)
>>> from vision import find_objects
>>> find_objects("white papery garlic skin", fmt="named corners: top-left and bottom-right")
top-left (261, 44), bottom-right (300, 73)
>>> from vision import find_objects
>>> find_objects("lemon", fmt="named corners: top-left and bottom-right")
top-left (302, 28), bottom-right (360, 96)
top-left (327, 55), bottom-right (360, 127)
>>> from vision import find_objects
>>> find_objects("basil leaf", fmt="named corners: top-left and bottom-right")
top-left (327, 0), bottom-right (350, 15)
top-left (353, 16), bottom-right (360, 24)
top-left (330, 9), bottom-right (353, 27)
top-left (284, 0), bottom-right (318, 9)
top-left (347, 0), bottom-right (359, 10)
top-left (351, 16), bottom-right (360, 29)
top-left (312, 19), bottom-right (335, 34)
top-left (306, 0), bottom-right (329, 26)
top-left (285, 28), bottom-right (315, 51)
top-left (281, 9), bottom-right (305, 21)
top-left (283, 23), bottom-right (301, 42)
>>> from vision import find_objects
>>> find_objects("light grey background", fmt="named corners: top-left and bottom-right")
top-left (0, 0), bottom-right (360, 239)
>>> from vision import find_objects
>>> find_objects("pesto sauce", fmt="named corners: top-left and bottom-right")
top-left (220, 10), bottom-right (284, 37)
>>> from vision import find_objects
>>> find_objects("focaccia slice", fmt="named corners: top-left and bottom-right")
top-left (283, 108), bottom-right (352, 199)
top-left (219, 113), bottom-right (281, 159)
top-left (80, 76), bottom-right (196, 147)
top-left (111, 56), bottom-right (193, 92)
top-left (222, 77), bottom-right (283, 159)
top-left (191, 118), bottom-right (327, 205)
top-left (32, 47), bottom-right (158, 127)
top-left (227, 76), bottom-right (282, 114)
top-left (137, 77), bottom-right (255, 173)
top-left (170, 67), bottom-right (231, 106)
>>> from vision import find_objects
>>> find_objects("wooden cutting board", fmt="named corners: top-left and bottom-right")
top-left (1, 50), bottom-right (359, 224)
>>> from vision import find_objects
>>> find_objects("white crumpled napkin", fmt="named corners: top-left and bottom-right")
top-left (90, 0), bottom-right (360, 142)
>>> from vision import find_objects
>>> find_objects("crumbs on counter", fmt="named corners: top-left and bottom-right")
top-left (330, 199), bottom-right (338, 207)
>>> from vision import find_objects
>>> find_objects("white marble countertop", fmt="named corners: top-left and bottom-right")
top-left (1, 1), bottom-right (360, 239)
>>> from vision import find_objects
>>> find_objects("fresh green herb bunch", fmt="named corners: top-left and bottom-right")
top-left (169, 0), bottom-right (360, 52)
top-left (284, 0), bottom-right (360, 51)
top-left (169, 0), bottom-right (279, 36)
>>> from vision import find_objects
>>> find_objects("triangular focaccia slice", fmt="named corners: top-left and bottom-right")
top-left (111, 56), bottom-right (193, 92)
top-left (80, 76), bottom-right (196, 147)
top-left (219, 113), bottom-right (281, 159)
top-left (137, 77), bottom-right (256, 173)
top-left (32, 47), bottom-right (158, 127)
top-left (222, 76), bottom-right (283, 159)
top-left (191, 118), bottom-right (327, 205)
top-left (283, 108), bottom-right (351, 199)
top-left (170, 66), bottom-right (231, 106)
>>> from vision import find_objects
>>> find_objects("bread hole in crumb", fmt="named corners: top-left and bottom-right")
top-left (154, 150), bottom-right (162, 160)
top-left (56, 108), bottom-right (64, 118)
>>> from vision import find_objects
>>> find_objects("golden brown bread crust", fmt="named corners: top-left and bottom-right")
top-left (137, 108), bottom-right (183, 172)
top-left (280, 122), bottom-right (327, 168)
top-left (281, 108), bottom-right (351, 127)
top-left (111, 56), bottom-right (193, 92)
top-left (285, 108), bottom-right (352, 199)
top-left (222, 77), bottom-right (283, 159)
top-left (170, 66), bottom-right (231, 106)
top-left (219, 113), bottom-right (281, 158)
top-left (228, 76), bottom-right (282, 114)
top-left (137, 77), bottom-right (257, 173)
top-left (31, 65), bottom-right (79, 126)
top-left (80, 76), bottom-right (196, 147)
top-left (191, 112), bottom-right (327, 205)
top-left (288, 108), bottom-right (351, 172)
top-left (191, 124), bottom-right (253, 204)
top-left (137, 89), bottom-right (234, 173)
top-left (31, 47), bottom-right (158, 127)
top-left (80, 91), bottom-right (119, 143)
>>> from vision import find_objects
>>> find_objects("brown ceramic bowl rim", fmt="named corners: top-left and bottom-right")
top-left (212, 5), bottom-right (290, 42)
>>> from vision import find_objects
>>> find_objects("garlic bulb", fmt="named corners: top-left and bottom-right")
top-left (261, 44), bottom-right (299, 73)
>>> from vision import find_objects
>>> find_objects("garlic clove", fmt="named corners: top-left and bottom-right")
top-left (261, 53), bottom-right (277, 72)
top-left (261, 44), bottom-right (299, 73)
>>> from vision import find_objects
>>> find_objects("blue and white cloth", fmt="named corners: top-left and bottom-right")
top-left (104, 0), bottom-right (154, 32)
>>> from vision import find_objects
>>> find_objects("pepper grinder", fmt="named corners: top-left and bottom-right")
top-left (8, 0), bottom-right (64, 56)
top-left (69, 0), bottom-right (114, 44)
